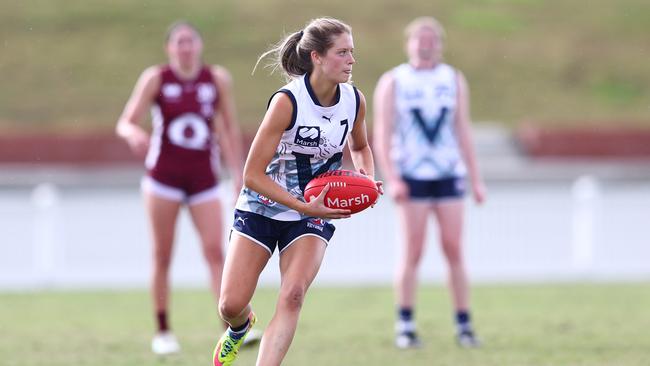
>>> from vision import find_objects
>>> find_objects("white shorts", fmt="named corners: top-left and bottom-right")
top-left (141, 176), bottom-right (221, 206)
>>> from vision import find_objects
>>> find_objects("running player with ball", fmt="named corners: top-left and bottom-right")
top-left (212, 17), bottom-right (382, 366)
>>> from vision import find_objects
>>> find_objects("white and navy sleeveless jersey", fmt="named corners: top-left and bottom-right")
top-left (391, 63), bottom-right (467, 180)
top-left (236, 74), bottom-right (360, 221)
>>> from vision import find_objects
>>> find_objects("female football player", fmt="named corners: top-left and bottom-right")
top-left (212, 17), bottom-right (382, 366)
top-left (373, 16), bottom-right (486, 349)
top-left (116, 21), bottom-right (247, 355)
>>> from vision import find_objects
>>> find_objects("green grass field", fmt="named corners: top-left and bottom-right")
top-left (1, 0), bottom-right (649, 132)
top-left (1, 284), bottom-right (648, 365)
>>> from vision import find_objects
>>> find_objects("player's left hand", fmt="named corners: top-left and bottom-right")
top-left (472, 179), bottom-right (487, 205)
top-left (358, 168), bottom-right (384, 195)
top-left (358, 168), bottom-right (383, 208)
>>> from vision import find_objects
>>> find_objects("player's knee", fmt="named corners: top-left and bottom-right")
top-left (202, 243), bottom-right (224, 265)
top-left (279, 284), bottom-right (306, 312)
top-left (404, 248), bottom-right (424, 266)
top-left (152, 254), bottom-right (172, 271)
top-left (218, 297), bottom-right (246, 321)
top-left (442, 242), bottom-right (463, 264)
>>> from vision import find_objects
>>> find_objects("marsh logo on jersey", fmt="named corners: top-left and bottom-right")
top-left (295, 126), bottom-right (320, 147)
top-left (306, 218), bottom-right (325, 231)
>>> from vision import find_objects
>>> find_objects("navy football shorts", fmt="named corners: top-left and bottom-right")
top-left (230, 209), bottom-right (335, 255)
top-left (402, 176), bottom-right (466, 201)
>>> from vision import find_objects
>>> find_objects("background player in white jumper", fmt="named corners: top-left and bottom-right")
top-left (373, 16), bottom-right (486, 349)
top-left (212, 17), bottom-right (382, 366)
top-left (116, 21), bottom-right (247, 355)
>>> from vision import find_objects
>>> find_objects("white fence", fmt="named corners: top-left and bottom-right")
top-left (1, 177), bottom-right (649, 290)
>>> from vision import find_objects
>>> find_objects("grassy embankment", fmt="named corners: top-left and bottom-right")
top-left (1, 0), bottom-right (648, 134)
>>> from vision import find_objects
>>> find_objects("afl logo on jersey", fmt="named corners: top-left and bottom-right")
top-left (257, 194), bottom-right (277, 207)
top-left (197, 83), bottom-right (216, 104)
top-left (295, 126), bottom-right (320, 147)
top-left (167, 113), bottom-right (210, 150)
top-left (162, 83), bottom-right (182, 99)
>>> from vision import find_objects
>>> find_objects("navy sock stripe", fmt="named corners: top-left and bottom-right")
top-left (456, 310), bottom-right (471, 325)
top-left (229, 319), bottom-right (250, 340)
top-left (156, 311), bottom-right (169, 332)
top-left (398, 307), bottom-right (413, 321)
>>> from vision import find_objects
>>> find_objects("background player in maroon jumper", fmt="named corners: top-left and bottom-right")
top-left (116, 21), bottom-right (247, 355)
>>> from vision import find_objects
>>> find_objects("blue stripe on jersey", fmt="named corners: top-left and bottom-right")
top-left (353, 86), bottom-right (361, 122)
top-left (411, 107), bottom-right (448, 144)
top-left (292, 151), bottom-right (343, 193)
top-left (267, 89), bottom-right (298, 131)
top-left (304, 73), bottom-right (340, 106)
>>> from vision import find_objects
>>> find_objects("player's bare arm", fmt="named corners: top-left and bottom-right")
top-left (212, 65), bottom-right (245, 192)
top-left (348, 90), bottom-right (383, 194)
top-left (244, 93), bottom-right (350, 219)
top-left (116, 66), bottom-right (161, 156)
top-left (373, 71), bottom-right (406, 200)
top-left (455, 70), bottom-right (486, 204)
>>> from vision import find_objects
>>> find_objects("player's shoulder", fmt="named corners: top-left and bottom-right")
top-left (264, 90), bottom-right (296, 131)
top-left (440, 62), bottom-right (462, 75)
top-left (137, 65), bottom-right (164, 89)
top-left (141, 65), bottom-right (164, 79)
top-left (439, 63), bottom-right (466, 85)
top-left (392, 63), bottom-right (413, 76)
top-left (380, 63), bottom-right (408, 83)
top-left (375, 67), bottom-right (397, 94)
top-left (209, 65), bottom-right (233, 86)
top-left (268, 89), bottom-right (295, 111)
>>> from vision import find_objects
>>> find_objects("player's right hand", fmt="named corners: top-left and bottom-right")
top-left (388, 178), bottom-right (409, 202)
top-left (126, 128), bottom-right (150, 157)
top-left (303, 184), bottom-right (352, 219)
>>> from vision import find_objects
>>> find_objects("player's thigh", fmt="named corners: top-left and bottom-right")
top-left (433, 199), bottom-right (464, 244)
top-left (396, 200), bottom-right (431, 245)
top-left (278, 235), bottom-right (327, 290)
top-left (143, 191), bottom-right (182, 249)
top-left (221, 232), bottom-right (271, 306)
top-left (188, 198), bottom-right (223, 249)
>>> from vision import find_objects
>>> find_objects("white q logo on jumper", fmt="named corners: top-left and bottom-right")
top-left (167, 113), bottom-right (209, 150)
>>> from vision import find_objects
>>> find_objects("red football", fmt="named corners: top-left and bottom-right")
top-left (303, 169), bottom-right (379, 214)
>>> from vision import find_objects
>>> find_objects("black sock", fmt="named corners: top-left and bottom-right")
top-left (229, 318), bottom-right (250, 340)
top-left (455, 310), bottom-right (472, 333)
top-left (398, 307), bottom-right (413, 322)
top-left (397, 307), bottom-right (416, 335)
top-left (157, 310), bottom-right (169, 332)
